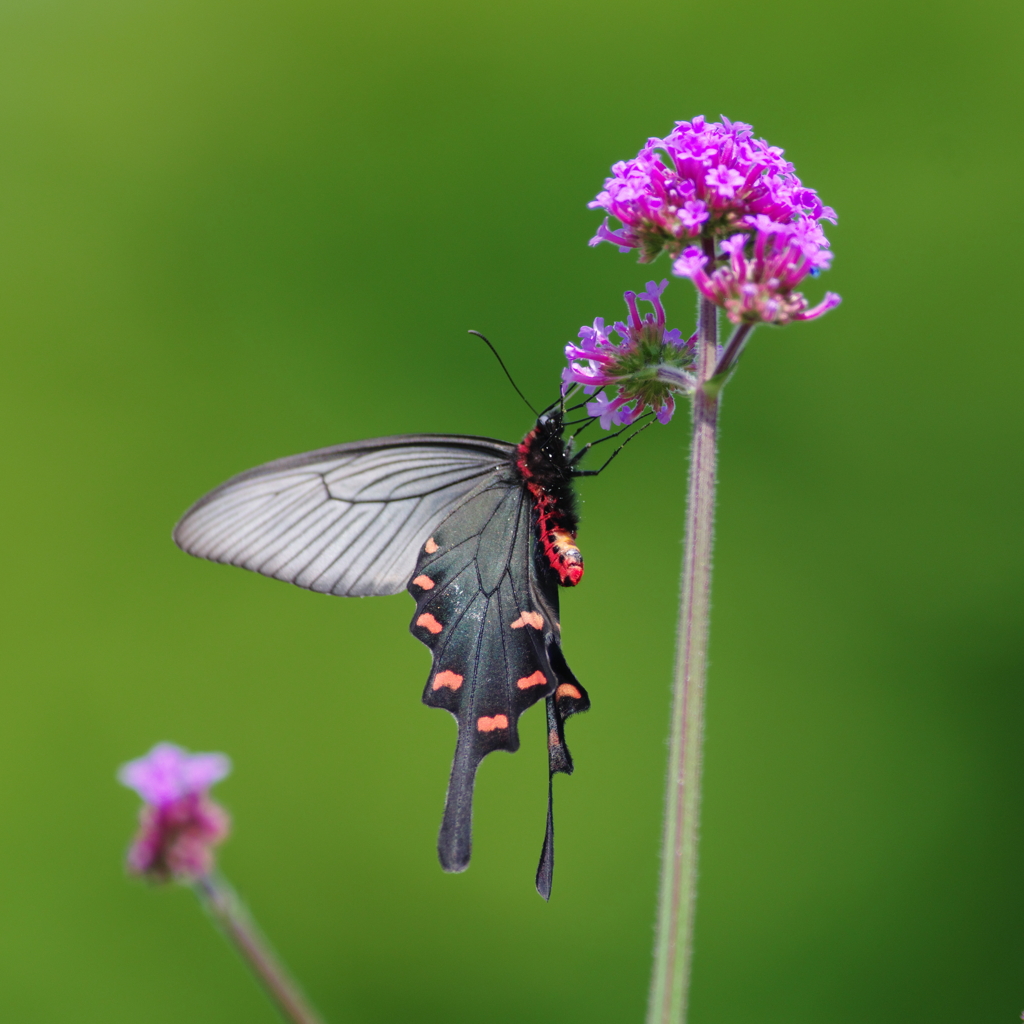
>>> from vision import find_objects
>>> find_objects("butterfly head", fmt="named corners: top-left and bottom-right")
top-left (535, 402), bottom-right (566, 437)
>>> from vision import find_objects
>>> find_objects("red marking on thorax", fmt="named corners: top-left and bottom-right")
top-left (515, 433), bottom-right (537, 479)
top-left (432, 670), bottom-right (463, 691)
top-left (477, 714), bottom-right (508, 732)
top-left (412, 574), bottom-right (435, 590)
top-left (416, 613), bottom-right (443, 634)
top-left (516, 670), bottom-right (547, 690)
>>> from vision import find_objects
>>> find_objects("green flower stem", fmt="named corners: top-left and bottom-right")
top-left (647, 294), bottom-right (721, 1024)
top-left (195, 874), bottom-right (327, 1024)
top-left (705, 322), bottom-right (755, 397)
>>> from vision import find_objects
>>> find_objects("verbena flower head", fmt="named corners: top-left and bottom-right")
top-left (590, 115), bottom-right (836, 260)
top-left (589, 116), bottom-right (840, 327)
top-left (673, 223), bottom-right (841, 326)
top-left (118, 743), bottom-right (231, 882)
top-left (562, 280), bottom-right (695, 428)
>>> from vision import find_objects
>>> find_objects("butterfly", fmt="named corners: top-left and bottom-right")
top-left (172, 398), bottom-right (630, 897)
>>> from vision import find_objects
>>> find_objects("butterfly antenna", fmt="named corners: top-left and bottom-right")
top-left (467, 331), bottom-right (538, 416)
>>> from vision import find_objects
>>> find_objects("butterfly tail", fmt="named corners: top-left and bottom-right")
top-left (437, 734), bottom-right (481, 873)
top-left (536, 771), bottom-right (556, 900)
top-left (535, 657), bottom-right (590, 899)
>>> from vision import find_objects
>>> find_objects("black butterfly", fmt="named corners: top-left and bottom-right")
top-left (173, 402), bottom-right (632, 897)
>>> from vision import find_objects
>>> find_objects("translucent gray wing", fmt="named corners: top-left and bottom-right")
top-left (173, 434), bottom-right (514, 597)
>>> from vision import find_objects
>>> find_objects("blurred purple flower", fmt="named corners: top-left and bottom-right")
top-left (563, 280), bottom-right (696, 428)
top-left (118, 743), bottom-right (231, 882)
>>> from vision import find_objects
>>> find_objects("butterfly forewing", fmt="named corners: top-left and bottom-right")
top-left (173, 435), bottom-right (512, 597)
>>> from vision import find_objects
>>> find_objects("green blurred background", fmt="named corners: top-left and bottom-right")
top-left (1, 0), bottom-right (1022, 1021)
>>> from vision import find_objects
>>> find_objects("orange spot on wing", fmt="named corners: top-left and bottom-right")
top-left (510, 610), bottom-right (544, 629)
top-left (548, 729), bottom-right (561, 747)
top-left (424, 537), bottom-right (439, 553)
top-left (412, 575), bottom-right (435, 590)
top-left (432, 670), bottom-right (463, 691)
top-left (556, 683), bottom-right (582, 700)
top-left (477, 714), bottom-right (509, 732)
top-left (416, 613), bottom-right (443, 634)
top-left (516, 670), bottom-right (547, 690)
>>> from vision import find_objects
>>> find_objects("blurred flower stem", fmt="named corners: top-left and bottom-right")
top-left (195, 874), bottom-right (327, 1024)
top-left (648, 293), bottom-right (725, 1024)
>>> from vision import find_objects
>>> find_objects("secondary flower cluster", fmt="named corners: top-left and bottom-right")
top-left (673, 221), bottom-right (841, 326)
top-left (562, 279), bottom-right (695, 427)
top-left (589, 116), bottom-right (839, 327)
top-left (118, 743), bottom-right (231, 882)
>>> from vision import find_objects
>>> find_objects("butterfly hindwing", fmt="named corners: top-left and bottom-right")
top-left (409, 470), bottom-right (566, 872)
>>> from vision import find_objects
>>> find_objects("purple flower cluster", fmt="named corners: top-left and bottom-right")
top-left (673, 222), bottom-right (841, 326)
top-left (562, 280), bottom-right (695, 428)
top-left (118, 743), bottom-right (231, 882)
top-left (590, 116), bottom-right (835, 256)
top-left (589, 116), bottom-right (839, 327)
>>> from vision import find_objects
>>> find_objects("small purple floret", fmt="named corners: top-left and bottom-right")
top-left (118, 743), bottom-right (231, 882)
top-left (655, 395), bottom-right (676, 424)
top-left (120, 743), bottom-right (230, 804)
top-left (586, 391), bottom-right (634, 430)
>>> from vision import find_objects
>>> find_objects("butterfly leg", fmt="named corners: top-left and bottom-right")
top-left (571, 417), bottom-right (657, 477)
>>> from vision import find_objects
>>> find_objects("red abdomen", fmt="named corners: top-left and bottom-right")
top-left (542, 524), bottom-right (584, 587)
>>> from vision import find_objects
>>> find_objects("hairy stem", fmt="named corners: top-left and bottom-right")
top-left (711, 322), bottom-right (755, 385)
top-left (647, 294), bottom-right (720, 1024)
top-left (195, 874), bottom-right (327, 1024)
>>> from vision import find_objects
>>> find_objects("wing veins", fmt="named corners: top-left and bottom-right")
top-left (197, 483), bottom-right (333, 559)
top-left (428, 568), bottom-right (482, 665)
top-left (252, 500), bottom-right (361, 577)
top-left (351, 493), bottom-right (456, 590)
top-left (312, 495), bottom-right (424, 593)
top-left (333, 466), bottom-right (500, 504)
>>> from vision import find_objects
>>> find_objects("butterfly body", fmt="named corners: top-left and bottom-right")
top-left (514, 412), bottom-right (584, 587)
top-left (174, 406), bottom-right (590, 896)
